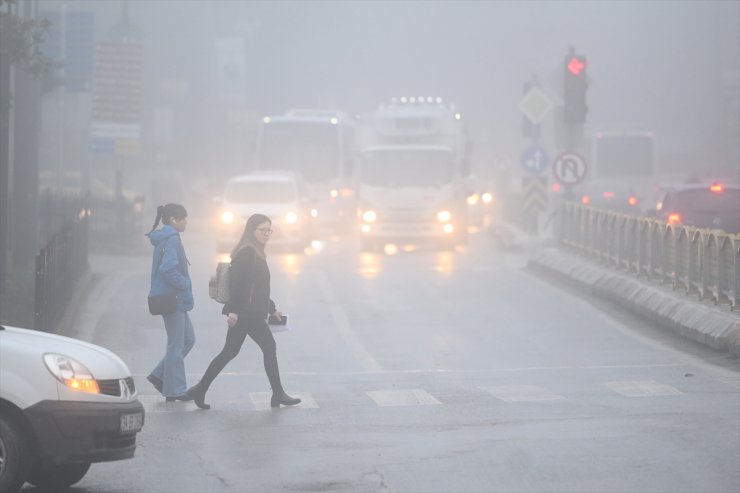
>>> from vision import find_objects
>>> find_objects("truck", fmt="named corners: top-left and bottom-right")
top-left (355, 97), bottom-right (473, 251)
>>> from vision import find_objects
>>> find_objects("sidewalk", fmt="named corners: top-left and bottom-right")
top-left (57, 253), bottom-right (148, 341)
top-left (527, 246), bottom-right (740, 356)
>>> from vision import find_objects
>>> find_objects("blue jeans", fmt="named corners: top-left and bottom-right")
top-left (151, 311), bottom-right (196, 397)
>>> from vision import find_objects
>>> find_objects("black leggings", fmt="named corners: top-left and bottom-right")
top-left (199, 317), bottom-right (283, 393)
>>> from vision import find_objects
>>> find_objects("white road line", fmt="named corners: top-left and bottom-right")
top-left (366, 389), bottom-right (441, 407)
top-left (316, 271), bottom-right (383, 373)
top-left (483, 385), bottom-right (565, 402)
top-left (605, 380), bottom-right (684, 397)
top-left (136, 363), bottom-right (685, 379)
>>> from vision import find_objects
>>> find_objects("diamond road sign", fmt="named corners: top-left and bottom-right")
top-left (519, 86), bottom-right (553, 125)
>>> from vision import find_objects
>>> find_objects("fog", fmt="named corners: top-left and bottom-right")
top-left (36, 0), bottom-right (740, 186)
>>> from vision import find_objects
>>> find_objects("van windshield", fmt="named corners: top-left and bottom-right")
top-left (225, 181), bottom-right (296, 203)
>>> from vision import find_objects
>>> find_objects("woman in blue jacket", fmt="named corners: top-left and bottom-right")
top-left (145, 203), bottom-right (195, 401)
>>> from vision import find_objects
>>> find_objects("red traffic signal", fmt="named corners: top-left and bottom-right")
top-left (567, 57), bottom-right (586, 76)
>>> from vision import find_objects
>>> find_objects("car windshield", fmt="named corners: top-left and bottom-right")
top-left (224, 181), bottom-right (296, 203)
top-left (360, 149), bottom-right (453, 187)
top-left (259, 122), bottom-right (339, 182)
top-left (674, 188), bottom-right (740, 213)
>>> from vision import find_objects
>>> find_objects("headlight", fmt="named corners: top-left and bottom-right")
top-left (437, 210), bottom-right (451, 222)
top-left (43, 353), bottom-right (100, 394)
top-left (481, 192), bottom-right (493, 204)
top-left (362, 210), bottom-right (377, 223)
top-left (466, 194), bottom-right (480, 205)
top-left (221, 211), bottom-right (234, 223)
top-left (443, 223), bottom-right (455, 234)
top-left (330, 189), bottom-right (339, 199)
top-left (310, 208), bottom-right (318, 218)
top-left (285, 211), bottom-right (298, 224)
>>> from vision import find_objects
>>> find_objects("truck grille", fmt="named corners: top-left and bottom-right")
top-left (385, 207), bottom-right (429, 223)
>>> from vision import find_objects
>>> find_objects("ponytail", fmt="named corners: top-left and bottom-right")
top-left (146, 203), bottom-right (187, 235)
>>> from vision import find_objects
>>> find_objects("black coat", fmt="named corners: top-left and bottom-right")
top-left (222, 245), bottom-right (276, 320)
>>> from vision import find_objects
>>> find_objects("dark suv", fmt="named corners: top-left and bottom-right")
top-left (657, 183), bottom-right (740, 233)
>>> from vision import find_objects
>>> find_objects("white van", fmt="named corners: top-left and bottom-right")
top-left (215, 171), bottom-right (317, 252)
top-left (0, 325), bottom-right (144, 492)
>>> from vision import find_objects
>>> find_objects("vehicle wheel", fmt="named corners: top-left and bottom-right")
top-left (27, 462), bottom-right (91, 490)
top-left (0, 412), bottom-right (32, 493)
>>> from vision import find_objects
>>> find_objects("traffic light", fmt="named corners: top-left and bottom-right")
top-left (564, 54), bottom-right (588, 123)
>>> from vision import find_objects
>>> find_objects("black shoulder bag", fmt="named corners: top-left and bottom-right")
top-left (148, 238), bottom-right (179, 315)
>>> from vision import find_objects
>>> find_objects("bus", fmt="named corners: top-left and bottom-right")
top-left (255, 110), bottom-right (356, 231)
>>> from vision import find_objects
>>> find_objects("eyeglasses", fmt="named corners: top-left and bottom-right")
top-left (256, 227), bottom-right (274, 236)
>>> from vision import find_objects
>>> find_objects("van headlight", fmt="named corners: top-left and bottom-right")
top-left (43, 353), bottom-right (100, 394)
top-left (221, 211), bottom-right (235, 224)
top-left (437, 210), bottom-right (451, 222)
top-left (481, 192), bottom-right (493, 204)
top-left (285, 211), bottom-right (298, 224)
top-left (362, 210), bottom-right (377, 223)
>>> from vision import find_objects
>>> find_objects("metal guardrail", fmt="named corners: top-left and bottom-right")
top-left (555, 202), bottom-right (740, 311)
top-left (34, 214), bottom-right (89, 332)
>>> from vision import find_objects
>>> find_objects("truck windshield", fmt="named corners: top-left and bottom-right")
top-left (225, 181), bottom-right (296, 203)
top-left (360, 149), bottom-right (453, 187)
top-left (595, 135), bottom-right (654, 177)
top-left (259, 122), bottom-right (339, 182)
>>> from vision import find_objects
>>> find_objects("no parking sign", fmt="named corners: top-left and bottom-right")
top-left (552, 151), bottom-right (588, 186)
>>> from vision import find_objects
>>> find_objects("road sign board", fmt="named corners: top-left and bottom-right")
top-left (519, 86), bottom-right (553, 125)
top-left (522, 176), bottom-right (548, 213)
top-left (521, 145), bottom-right (549, 175)
top-left (552, 151), bottom-right (587, 185)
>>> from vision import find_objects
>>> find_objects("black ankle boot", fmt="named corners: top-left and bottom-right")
top-left (271, 390), bottom-right (301, 408)
top-left (186, 382), bottom-right (210, 410)
top-left (147, 374), bottom-right (163, 394)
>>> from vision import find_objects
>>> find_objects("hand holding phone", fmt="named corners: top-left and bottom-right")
top-left (269, 314), bottom-right (288, 326)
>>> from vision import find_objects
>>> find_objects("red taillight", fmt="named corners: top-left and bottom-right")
top-left (628, 196), bottom-right (638, 206)
top-left (581, 195), bottom-right (590, 205)
top-left (710, 183), bottom-right (724, 193)
top-left (552, 183), bottom-right (561, 193)
top-left (668, 213), bottom-right (681, 225)
top-left (602, 191), bottom-right (615, 199)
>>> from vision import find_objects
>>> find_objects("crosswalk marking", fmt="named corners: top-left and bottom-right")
top-left (249, 391), bottom-right (318, 410)
top-left (605, 381), bottom-right (684, 397)
top-left (366, 389), bottom-right (441, 407)
top-left (483, 385), bottom-right (565, 402)
top-left (717, 378), bottom-right (740, 389)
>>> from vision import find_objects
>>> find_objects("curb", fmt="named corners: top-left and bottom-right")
top-left (527, 248), bottom-right (740, 356)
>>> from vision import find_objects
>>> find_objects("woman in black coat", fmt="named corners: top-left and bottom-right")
top-left (187, 214), bottom-right (300, 410)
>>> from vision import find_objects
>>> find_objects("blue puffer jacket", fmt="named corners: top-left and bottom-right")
top-left (147, 225), bottom-right (194, 312)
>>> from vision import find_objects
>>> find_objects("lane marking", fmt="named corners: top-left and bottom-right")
top-left (366, 389), bottom-right (441, 407)
top-left (483, 385), bottom-right (565, 402)
top-left (605, 380), bottom-right (684, 397)
top-left (316, 272), bottom-right (383, 373)
top-left (135, 363), bottom-right (686, 379)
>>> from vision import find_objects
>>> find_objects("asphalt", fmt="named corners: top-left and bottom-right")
top-left (58, 223), bottom-right (740, 359)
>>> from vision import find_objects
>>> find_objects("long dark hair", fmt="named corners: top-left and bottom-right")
top-left (146, 203), bottom-right (187, 235)
top-left (231, 213), bottom-right (271, 258)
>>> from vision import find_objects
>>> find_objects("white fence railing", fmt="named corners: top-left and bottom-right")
top-left (555, 203), bottom-right (740, 311)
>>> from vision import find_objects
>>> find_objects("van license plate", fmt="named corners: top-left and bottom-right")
top-left (120, 412), bottom-right (143, 432)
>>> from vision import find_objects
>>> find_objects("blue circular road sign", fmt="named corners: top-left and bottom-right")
top-left (521, 145), bottom-right (549, 175)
